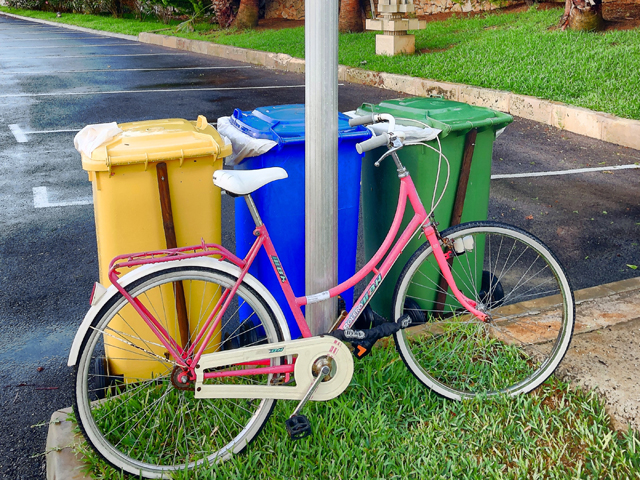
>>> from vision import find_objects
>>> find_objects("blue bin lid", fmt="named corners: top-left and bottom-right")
top-left (229, 104), bottom-right (371, 146)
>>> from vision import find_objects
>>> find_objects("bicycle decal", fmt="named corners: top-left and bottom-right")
top-left (271, 255), bottom-right (287, 283)
top-left (343, 273), bottom-right (382, 329)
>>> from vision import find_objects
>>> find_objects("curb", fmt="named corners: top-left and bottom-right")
top-left (46, 408), bottom-right (91, 480)
top-left (2, 10), bottom-right (640, 152)
top-left (46, 276), bottom-right (640, 478)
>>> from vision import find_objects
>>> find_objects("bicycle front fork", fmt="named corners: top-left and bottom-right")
top-left (422, 224), bottom-right (490, 322)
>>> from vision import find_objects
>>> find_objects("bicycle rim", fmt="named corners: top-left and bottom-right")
top-left (393, 221), bottom-right (575, 400)
top-left (74, 266), bottom-right (284, 478)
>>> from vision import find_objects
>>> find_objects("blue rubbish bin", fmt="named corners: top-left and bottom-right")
top-left (231, 104), bottom-right (372, 338)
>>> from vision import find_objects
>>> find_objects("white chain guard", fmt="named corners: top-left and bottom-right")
top-left (194, 335), bottom-right (354, 401)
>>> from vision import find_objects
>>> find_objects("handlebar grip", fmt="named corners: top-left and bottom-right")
top-left (348, 114), bottom-right (375, 127)
top-left (355, 133), bottom-right (389, 154)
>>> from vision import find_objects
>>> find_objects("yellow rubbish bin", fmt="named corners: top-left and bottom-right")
top-left (81, 116), bottom-right (232, 380)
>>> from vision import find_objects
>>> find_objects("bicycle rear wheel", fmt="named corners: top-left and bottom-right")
top-left (392, 221), bottom-right (574, 400)
top-left (74, 265), bottom-right (286, 478)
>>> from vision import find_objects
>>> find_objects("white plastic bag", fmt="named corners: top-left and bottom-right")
top-left (216, 116), bottom-right (278, 166)
top-left (74, 122), bottom-right (123, 157)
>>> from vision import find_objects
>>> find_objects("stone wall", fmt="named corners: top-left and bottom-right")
top-left (265, 0), bottom-right (305, 19)
top-left (266, 0), bottom-right (513, 20)
top-left (414, 0), bottom-right (503, 16)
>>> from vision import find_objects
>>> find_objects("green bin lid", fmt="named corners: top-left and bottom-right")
top-left (356, 97), bottom-right (513, 138)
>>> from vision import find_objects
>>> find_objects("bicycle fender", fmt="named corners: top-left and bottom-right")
top-left (67, 257), bottom-right (291, 367)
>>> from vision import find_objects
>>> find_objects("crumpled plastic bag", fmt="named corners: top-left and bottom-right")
top-left (74, 122), bottom-right (123, 157)
top-left (343, 110), bottom-right (441, 143)
top-left (216, 116), bottom-right (278, 166)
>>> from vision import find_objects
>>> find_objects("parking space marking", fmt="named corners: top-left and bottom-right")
top-left (0, 84), bottom-right (307, 98)
top-left (0, 53), bottom-right (190, 60)
top-left (9, 43), bottom-right (140, 49)
top-left (1, 36), bottom-right (108, 41)
top-left (9, 124), bottom-right (28, 143)
top-left (491, 164), bottom-right (640, 180)
top-left (9, 125), bottom-right (80, 143)
top-left (0, 66), bottom-right (253, 75)
top-left (33, 186), bottom-right (92, 208)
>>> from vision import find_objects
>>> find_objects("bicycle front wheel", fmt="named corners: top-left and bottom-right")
top-left (74, 265), bottom-right (286, 478)
top-left (392, 221), bottom-right (574, 400)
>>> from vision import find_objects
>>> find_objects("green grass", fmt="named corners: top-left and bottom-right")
top-left (2, 6), bottom-right (639, 119)
top-left (74, 344), bottom-right (640, 479)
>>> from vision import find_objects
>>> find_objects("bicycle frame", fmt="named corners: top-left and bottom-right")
top-left (107, 171), bottom-right (487, 380)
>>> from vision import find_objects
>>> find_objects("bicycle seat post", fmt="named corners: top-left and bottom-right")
top-left (244, 194), bottom-right (264, 228)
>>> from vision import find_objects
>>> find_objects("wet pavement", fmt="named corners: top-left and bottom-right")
top-left (0, 13), bottom-right (639, 480)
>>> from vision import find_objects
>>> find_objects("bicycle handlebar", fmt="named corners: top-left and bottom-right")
top-left (356, 132), bottom-right (389, 154)
top-left (348, 114), bottom-right (375, 127)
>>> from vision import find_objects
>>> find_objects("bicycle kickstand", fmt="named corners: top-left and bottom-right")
top-left (285, 365), bottom-right (330, 441)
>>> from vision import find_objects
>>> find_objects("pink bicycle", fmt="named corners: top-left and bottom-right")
top-left (68, 113), bottom-right (575, 478)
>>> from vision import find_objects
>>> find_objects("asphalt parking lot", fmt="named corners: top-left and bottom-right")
top-left (1, 14), bottom-right (639, 479)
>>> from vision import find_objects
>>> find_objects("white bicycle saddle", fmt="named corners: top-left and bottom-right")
top-left (213, 167), bottom-right (288, 195)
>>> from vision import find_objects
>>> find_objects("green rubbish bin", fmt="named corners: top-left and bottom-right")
top-left (356, 97), bottom-right (513, 318)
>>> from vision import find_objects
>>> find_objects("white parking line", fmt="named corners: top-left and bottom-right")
top-left (9, 124), bottom-right (28, 143)
top-left (0, 84), bottom-right (307, 98)
top-left (490, 164), bottom-right (640, 179)
top-left (10, 43), bottom-right (139, 49)
top-left (0, 66), bottom-right (252, 75)
top-left (9, 125), bottom-right (80, 142)
top-left (1, 37), bottom-right (107, 41)
top-left (0, 53), bottom-right (189, 60)
top-left (33, 186), bottom-right (92, 208)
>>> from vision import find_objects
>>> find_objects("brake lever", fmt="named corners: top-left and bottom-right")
top-left (374, 132), bottom-right (405, 167)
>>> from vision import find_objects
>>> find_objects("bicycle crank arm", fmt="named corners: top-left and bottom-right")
top-left (194, 336), bottom-right (354, 401)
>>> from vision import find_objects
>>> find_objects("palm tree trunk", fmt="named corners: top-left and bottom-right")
top-left (234, 0), bottom-right (259, 29)
top-left (339, 0), bottom-right (364, 33)
top-left (560, 0), bottom-right (604, 31)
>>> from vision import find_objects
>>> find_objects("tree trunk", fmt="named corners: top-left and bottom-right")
top-left (339, 0), bottom-right (364, 33)
top-left (560, 0), bottom-right (604, 31)
top-left (234, 0), bottom-right (259, 29)
top-left (211, 0), bottom-right (235, 27)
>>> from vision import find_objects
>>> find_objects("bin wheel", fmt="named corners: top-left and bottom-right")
top-left (239, 319), bottom-right (259, 347)
top-left (93, 356), bottom-right (120, 400)
top-left (402, 297), bottom-right (426, 325)
top-left (222, 331), bottom-right (240, 350)
top-left (479, 270), bottom-right (504, 308)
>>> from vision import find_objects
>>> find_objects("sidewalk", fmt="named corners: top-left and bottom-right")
top-left (46, 277), bottom-right (640, 479)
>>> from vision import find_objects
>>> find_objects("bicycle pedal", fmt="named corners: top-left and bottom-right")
top-left (285, 414), bottom-right (312, 440)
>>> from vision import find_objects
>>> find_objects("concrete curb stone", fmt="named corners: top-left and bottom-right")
top-left (46, 408), bottom-right (91, 480)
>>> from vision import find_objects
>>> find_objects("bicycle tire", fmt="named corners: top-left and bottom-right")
top-left (74, 265), bottom-right (286, 478)
top-left (392, 221), bottom-right (575, 400)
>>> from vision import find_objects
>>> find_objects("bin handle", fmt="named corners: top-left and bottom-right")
top-left (179, 149), bottom-right (185, 167)
top-left (104, 145), bottom-right (112, 174)
top-left (144, 153), bottom-right (149, 171)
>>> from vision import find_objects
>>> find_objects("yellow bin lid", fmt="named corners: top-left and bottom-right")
top-left (82, 116), bottom-right (232, 172)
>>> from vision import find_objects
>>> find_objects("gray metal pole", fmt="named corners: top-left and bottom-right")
top-left (305, 0), bottom-right (339, 335)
